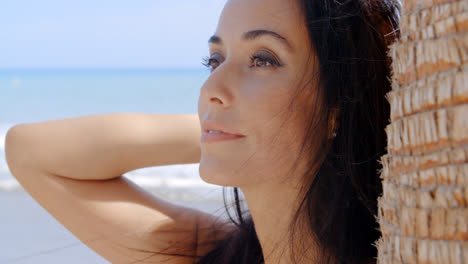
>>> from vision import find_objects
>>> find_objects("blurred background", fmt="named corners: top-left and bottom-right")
top-left (0, 1), bottom-right (229, 263)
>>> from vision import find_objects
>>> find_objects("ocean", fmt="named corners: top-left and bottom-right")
top-left (0, 69), bottom-right (233, 263)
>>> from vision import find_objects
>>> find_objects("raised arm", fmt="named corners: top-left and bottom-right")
top-left (6, 113), bottom-right (202, 180)
top-left (5, 114), bottom-right (234, 264)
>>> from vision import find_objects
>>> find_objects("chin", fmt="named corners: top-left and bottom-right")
top-left (199, 157), bottom-right (243, 187)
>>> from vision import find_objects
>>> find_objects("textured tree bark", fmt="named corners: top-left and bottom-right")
top-left (375, 0), bottom-right (468, 263)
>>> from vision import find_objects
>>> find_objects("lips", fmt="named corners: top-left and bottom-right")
top-left (201, 131), bottom-right (245, 143)
top-left (200, 119), bottom-right (246, 143)
top-left (201, 120), bottom-right (245, 137)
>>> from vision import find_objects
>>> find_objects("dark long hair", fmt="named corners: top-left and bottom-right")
top-left (134, 0), bottom-right (401, 263)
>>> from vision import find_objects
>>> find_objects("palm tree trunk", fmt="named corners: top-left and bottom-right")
top-left (376, 0), bottom-right (468, 263)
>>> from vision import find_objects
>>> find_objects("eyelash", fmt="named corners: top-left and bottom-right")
top-left (201, 53), bottom-right (282, 71)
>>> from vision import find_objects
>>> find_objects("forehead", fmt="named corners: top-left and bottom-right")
top-left (215, 0), bottom-right (308, 49)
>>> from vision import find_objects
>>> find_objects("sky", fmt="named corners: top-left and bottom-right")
top-left (0, 0), bottom-right (226, 69)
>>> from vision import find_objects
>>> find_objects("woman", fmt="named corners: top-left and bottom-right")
top-left (5, 0), bottom-right (400, 263)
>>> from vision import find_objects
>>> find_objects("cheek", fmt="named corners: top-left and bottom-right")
top-left (241, 77), bottom-right (306, 166)
top-left (242, 76), bottom-right (291, 110)
top-left (242, 76), bottom-right (299, 142)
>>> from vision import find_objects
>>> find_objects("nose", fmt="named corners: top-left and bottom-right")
top-left (199, 66), bottom-right (234, 109)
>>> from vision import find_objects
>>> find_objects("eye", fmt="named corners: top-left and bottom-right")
top-left (250, 56), bottom-right (271, 67)
top-left (202, 54), bottom-right (222, 71)
top-left (201, 51), bottom-right (282, 72)
top-left (249, 51), bottom-right (282, 69)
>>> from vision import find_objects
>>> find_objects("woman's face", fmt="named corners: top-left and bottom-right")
top-left (198, 0), bottom-right (318, 187)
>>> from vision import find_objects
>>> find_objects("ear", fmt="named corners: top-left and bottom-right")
top-left (327, 108), bottom-right (340, 139)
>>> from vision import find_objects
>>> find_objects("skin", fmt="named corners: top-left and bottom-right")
top-left (5, 0), bottom-right (327, 263)
top-left (198, 0), bottom-right (323, 263)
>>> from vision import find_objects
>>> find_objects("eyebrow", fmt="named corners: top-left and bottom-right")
top-left (208, 29), bottom-right (293, 51)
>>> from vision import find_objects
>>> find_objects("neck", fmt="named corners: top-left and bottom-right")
top-left (241, 179), bottom-right (320, 264)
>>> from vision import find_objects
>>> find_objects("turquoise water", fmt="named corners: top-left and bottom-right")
top-left (0, 68), bottom-right (208, 124)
